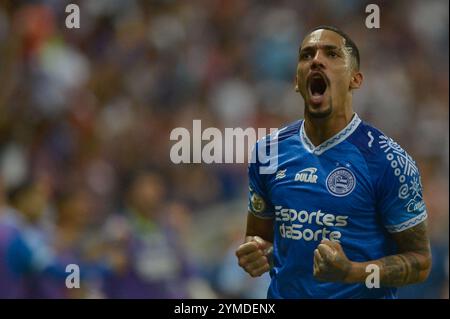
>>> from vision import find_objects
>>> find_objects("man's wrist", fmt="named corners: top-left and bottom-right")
top-left (344, 261), bottom-right (365, 283)
top-left (344, 261), bottom-right (361, 284)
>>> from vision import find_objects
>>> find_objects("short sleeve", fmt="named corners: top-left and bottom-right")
top-left (247, 141), bottom-right (274, 219)
top-left (376, 135), bottom-right (427, 233)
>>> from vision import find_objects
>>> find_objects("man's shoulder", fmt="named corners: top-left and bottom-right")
top-left (255, 120), bottom-right (301, 146)
top-left (349, 120), bottom-right (417, 171)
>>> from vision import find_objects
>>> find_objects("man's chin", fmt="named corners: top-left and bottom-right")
top-left (306, 103), bottom-right (332, 119)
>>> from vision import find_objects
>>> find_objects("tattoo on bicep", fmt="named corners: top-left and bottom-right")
top-left (394, 221), bottom-right (431, 254)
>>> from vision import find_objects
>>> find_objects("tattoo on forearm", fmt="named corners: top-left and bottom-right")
top-left (378, 253), bottom-right (422, 286)
top-left (376, 222), bottom-right (431, 287)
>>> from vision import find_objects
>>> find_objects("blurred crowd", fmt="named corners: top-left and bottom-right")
top-left (0, 0), bottom-right (448, 298)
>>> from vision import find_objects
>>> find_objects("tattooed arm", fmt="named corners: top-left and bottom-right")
top-left (350, 221), bottom-right (431, 286)
top-left (313, 221), bottom-right (432, 286)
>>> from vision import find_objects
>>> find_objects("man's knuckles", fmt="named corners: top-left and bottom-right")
top-left (236, 242), bottom-right (259, 256)
top-left (242, 255), bottom-right (268, 269)
top-left (249, 264), bottom-right (270, 277)
top-left (318, 244), bottom-right (337, 261)
top-left (239, 251), bottom-right (265, 267)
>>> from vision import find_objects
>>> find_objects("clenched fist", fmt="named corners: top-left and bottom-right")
top-left (313, 239), bottom-right (353, 282)
top-left (236, 236), bottom-right (273, 277)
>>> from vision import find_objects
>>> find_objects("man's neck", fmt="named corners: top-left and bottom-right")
top-left (304, 110), bottom-right (355, 147)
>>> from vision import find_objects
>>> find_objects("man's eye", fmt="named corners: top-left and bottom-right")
top-left (328, 52), bottom-right (338, 58)
top-left (300, 52), bottom-right (312, 59)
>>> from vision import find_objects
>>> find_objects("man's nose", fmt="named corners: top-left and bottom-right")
top-left (311, 51), bottom-right (325, 69)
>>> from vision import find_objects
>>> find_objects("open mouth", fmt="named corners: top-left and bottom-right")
top-left (307, 73), bottom-right (328, 105)
top-left (309, 73), bottom-right (327, 96)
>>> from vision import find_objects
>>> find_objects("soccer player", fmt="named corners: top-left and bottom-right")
top-left (235, 26), bottom-right (431, 299)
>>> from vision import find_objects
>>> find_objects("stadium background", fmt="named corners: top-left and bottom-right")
top-left (0, 0), bottom-right (448, 298)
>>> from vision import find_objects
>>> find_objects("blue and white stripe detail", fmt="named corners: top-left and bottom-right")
top-left (385, 211), bottom-right (427, 233)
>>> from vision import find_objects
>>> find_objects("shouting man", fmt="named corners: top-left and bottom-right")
top-left (236, 26), bottom-right (431, 299)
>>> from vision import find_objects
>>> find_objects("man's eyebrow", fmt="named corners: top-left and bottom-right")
top-left (299, 44), bottom-right (342, 53)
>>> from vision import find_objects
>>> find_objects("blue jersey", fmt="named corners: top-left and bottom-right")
top-left (248, 114), bottom-right (427, 299)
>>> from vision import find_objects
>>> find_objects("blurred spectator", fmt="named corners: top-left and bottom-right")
top-left (43, 189), bottom-right (107, 298)
top-left (0, 179), bottom-right (54, 298)
top-left (102, 171), bottom-right (215, 298)
top-left (0, 177), bottom-right (26, 298)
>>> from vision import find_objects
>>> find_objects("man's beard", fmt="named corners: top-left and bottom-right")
top-left (305, 100), bottom-right (333, 119)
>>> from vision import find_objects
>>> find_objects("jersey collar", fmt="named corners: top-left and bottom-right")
top-left (300, 113), bottom-right (361, 155)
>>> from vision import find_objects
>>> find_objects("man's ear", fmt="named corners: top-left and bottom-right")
top-left (350, 71), bottom-right (363, 90)
top-left (295, 75), bottom-right (300, 92)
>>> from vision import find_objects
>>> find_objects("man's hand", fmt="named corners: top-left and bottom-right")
top-left (313, 239), bottom-right (352, 282)
top-left (236, 236), bottom-right (272, 277)
top-left (312, 222), bottom-right (431, 286)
